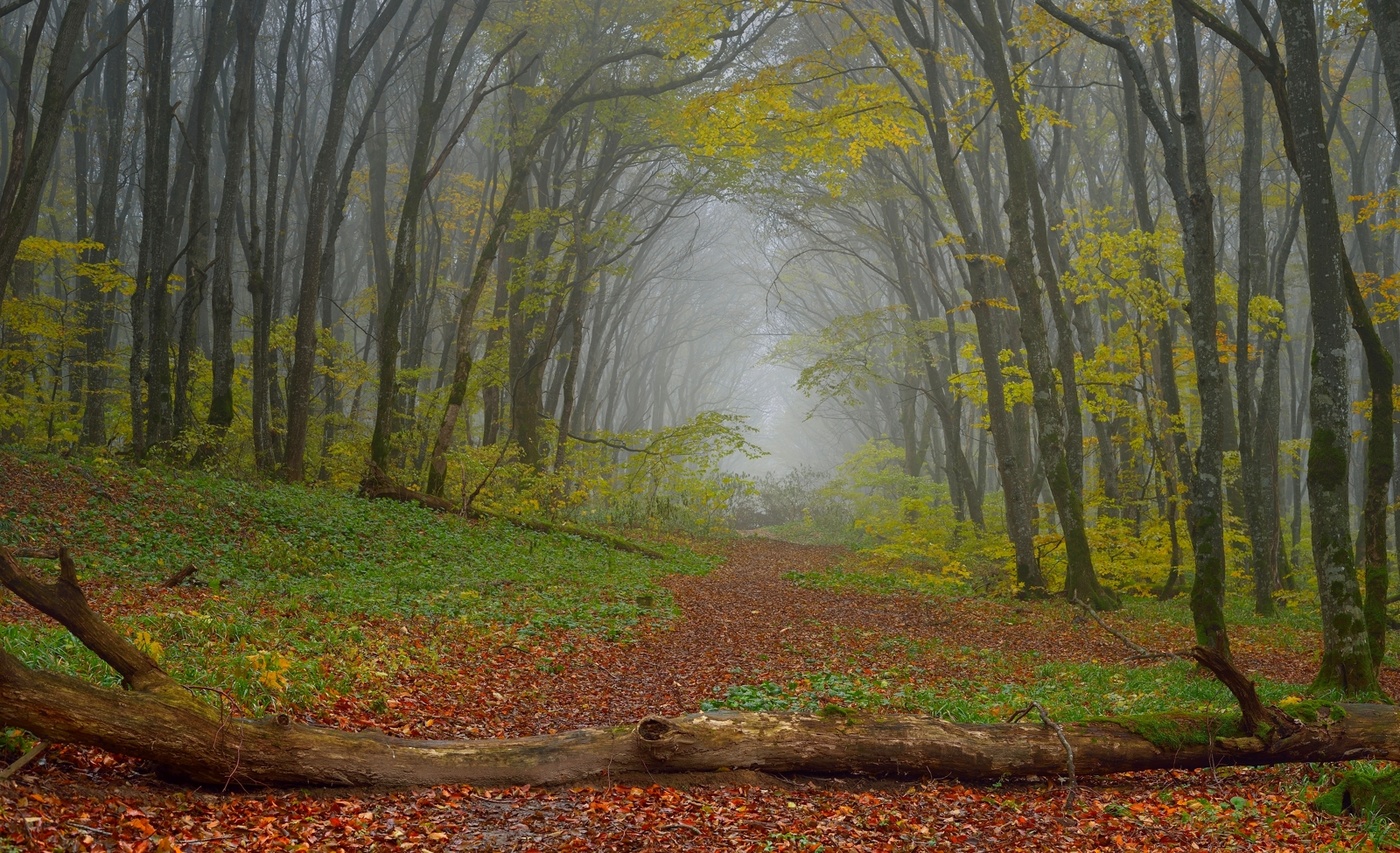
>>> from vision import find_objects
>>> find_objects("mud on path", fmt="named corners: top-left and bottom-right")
top-left (0, 536), bottom-right (1386, 851)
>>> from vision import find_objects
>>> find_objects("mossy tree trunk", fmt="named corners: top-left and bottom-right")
top-left (1170, 4), bottom-right (1230, 662)
top-left (1275, 0), bottom-right (1378, 696)
top-left (887, 0), bottom-right (1044, 595)
top-left (945, 0), bottom-right (1116, 609)
top-left (1234, 1), bottom-right (1278, 618)
top-left (1037, 0), bottom-right (1235, 658)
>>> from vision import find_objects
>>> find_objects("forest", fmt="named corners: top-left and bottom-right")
top-left (4, 0), bottom-right (1400, 847)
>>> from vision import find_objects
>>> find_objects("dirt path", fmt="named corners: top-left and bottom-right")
top-left (311, 536), bottom-right (1393, 743)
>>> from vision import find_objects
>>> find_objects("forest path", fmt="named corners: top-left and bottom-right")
top-left (369, 536), bottom-right (1375, 743)
top-left (4, 534), bottom-right (1386, 852)
top-left (522, 535), bottom-right (1371, 728)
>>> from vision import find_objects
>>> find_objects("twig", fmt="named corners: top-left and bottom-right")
top-left (1071, 593), bottom-right (1185, 662)
top-left (161, 564), bottom-right (198, 588)
top-left (0, 739), bottom-right (50, 780)
top-left (565, 431), bottom-right (655, 455)
top-left (10, 547), bottom-right (58, 559)
top-left (1008, 702), bottom-right (1077, 809)
top-left (182, 684), bottom-right (246, 718)
top-left (66, 823), bottom-right (113, 837)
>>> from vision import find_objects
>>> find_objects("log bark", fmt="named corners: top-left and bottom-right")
top-left (4, 545), bottom-right (1399, 790)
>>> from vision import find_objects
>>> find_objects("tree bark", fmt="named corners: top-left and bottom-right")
top-left (77, 0), bottom-right (129, 447)
top-left (0, 0), bottom-right (92, 306)
top-left (173, 0), bottom-right (236, 439)
top-left (283, 0), bottom-right (406, 482)
top-left (888, 0), bottom-right (1042, 593)
top-left (1277, 0), bottom-right (1378, 695)
top-left (207, 0), bottom-right (267, 443)
top-left (131, 0), bottom-right (175, 457)
top-left (369, 0), bottom-right (492, 472)
top-left (247, 0), bottom-right (300, 475)
top-left (947, 0), bottom-right (1114, 609)
top-left (3, 545), bottom-right (1398, 790)
top-left (1235, 0), bottom-right (1275, 616)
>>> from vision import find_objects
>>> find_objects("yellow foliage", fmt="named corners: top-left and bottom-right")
top-left (131, 630), bottom-right (165, 663)
top-left (244, 650), bottom-right (293, 693)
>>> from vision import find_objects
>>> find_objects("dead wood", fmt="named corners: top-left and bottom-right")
top-left (161, 564), bottom-right (199, 588)
top-left (0, 739), bottom-right (50, 781)
top-left (358, 465), bottom-right (665, 558)
top-left (358, 465), bottom-right (458, 512)
top-left (1, 545), bottom-right (1394, 790)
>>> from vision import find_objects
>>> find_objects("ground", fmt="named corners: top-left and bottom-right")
top-left (0, 456), bottom-right (1396, 851)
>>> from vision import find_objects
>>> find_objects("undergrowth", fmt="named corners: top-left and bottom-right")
top-left (0, 450), bottom-right (713, 712)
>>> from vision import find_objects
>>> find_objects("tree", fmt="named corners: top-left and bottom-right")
top-left (424, 0), bottom-right (789, 495)
top-left (282, 0), bottom-right (410, 482)
top-left (942, 0), bottom-right (1115, 608)
top-left (0, 0), bottom-right (93, 308)
top-left (367, 0), bottom-right (496, 472)
top-left (1276, 0), bottom-right (1379, 694)
top-left (1039, 0), bottom-right (1231, 658)
top-left (207, 0), bottom-right (269, 443)
top-left (1179, 0), bottom-right (1389, 694)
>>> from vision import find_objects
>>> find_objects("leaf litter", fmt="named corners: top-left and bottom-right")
top-left (2, 511), bottom-right (1396, 850)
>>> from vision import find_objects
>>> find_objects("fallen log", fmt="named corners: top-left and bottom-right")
top-left (3, 545), bottom-right (1398, 789)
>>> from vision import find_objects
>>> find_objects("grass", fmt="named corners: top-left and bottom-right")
top-left (701, 650), bottom-right (1312, 725)
top-left (1, 450), bottom-right (715, 711)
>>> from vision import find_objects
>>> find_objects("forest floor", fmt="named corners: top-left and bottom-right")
top-left (1, 454), bottom-right (1397, 851)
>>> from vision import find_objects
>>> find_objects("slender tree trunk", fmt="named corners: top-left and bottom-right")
top-left (78, 0), bottom-right (127, 447)
top-left (1278, 0), bottom-right (1377, 695)
top-left (131, 0), bottom-right (175, 457)
top-left (174, 0), bottom-right (236, 439)
top-left (1171, 4), bottom-right (1230, 661)
top-left (949, 0), bottom-right (1114, 608)
top-left (890, 1), bottom-right (1043, 593)
top-left (0, 0), bottom-right (92, 305)
top-left (208, 0), bottom-right (266, 443)
top-left (283, 0), bottom-right (406, 482)
top-left (1235, 1), bottom-right (1274, 615)
top-left (370, 0), bottom-right (490, 472)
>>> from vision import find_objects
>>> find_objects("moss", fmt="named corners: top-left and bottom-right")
top-left (1277, 697), bottom-right (1343, 724)
top-left (1093, 712), bottom-right (1245, 751)
top-left (1308, 426), bottom-right (1348, 486)
top-left (1315, 767), bottom-right (1400, 822)
top-left (818, 704), bottom-right (857, 725)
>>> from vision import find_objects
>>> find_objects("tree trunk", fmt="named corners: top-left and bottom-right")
top-left (207, 0), bottom-right (266, 443)
top-left (1233, 0), bottom-right (1278, 616)
top-left (4, 545), bottom-right (1400, 791)
top-left (246, 0), bottom-right (299, 475)
top-left (1171, 4), bottom-right (1230, 663)
top-left (1278, 0), bottom-right (1377, 695)
top-left (0, 0), bottom-right (92, 306)
top-left (173, 0), bottom-right (236, 439)
top-left (133, 0), bottom-right (176, 455)
top-left (891, 1), bottom-right (1042, 594)
top-left (369, 0), bottom-right (490, 473)
top-left (78, 0), bottom-right (128, 447)
top-left (283, 0), bottom-right (405, 482)
top-left (948, 0), bottom-right (1114, 609)
top-left (1364, 0), bottom-right (1400, 126)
